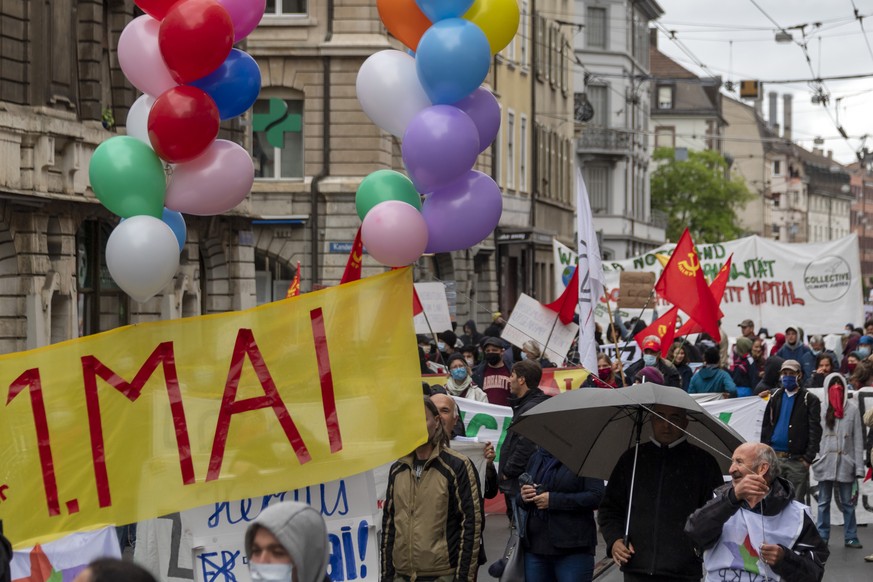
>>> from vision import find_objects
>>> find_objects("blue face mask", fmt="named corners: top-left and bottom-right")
top-left (859, 347), bottom-right (871, 358)
top-left (250, 563), bottom-right (294, 582)
top-left (437, 341), bottom-right (447, 351)
top-left (643, 354), bottom-right (658, 367)
top-left (450, 367), bottom-right (468, 382)
top-left (781, 375), bottom-right (798, 390)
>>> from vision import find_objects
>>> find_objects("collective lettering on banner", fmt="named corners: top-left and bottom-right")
top-left (0, 268), bottom-right (424, 547)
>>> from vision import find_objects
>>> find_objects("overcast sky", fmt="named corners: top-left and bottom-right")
top-left (655, 0), bottom-right (873, 165)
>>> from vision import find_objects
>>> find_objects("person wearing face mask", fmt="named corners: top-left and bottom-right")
top-left (244, 501), bottom-right (331, 582)
top-left (460, 344), bottom-right (479, 368)
top-left (622, 336), bottom-right (682, 389)
top-left (472, 337), bottom-right (513, 406)
top-left (444, 353), bottom-right (488, 402)
top-left (589, 352), bottom-right (624, 387)
top-left (760, 359), bottom-right (822, 504)
top-left (857, 334), bottom-right (873, 360)
top-left (381, 397), bottom-right (483, 582)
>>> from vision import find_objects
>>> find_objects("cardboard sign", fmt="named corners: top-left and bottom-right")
top-left (617, 271), bottom-right (656, 309)
top-left (0, 269), bottom-right (425, 547)
top-left (412, 282), bottom-right (453, 335)
top-left (500, 294), bottom-right (579, 365)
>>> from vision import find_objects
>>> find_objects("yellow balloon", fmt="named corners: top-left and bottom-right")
top-left (464, 0), bottom-right (520, 55)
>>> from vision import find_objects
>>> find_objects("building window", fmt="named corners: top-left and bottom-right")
top-left (253, 97), bottom-right (304, 179)
top-left (657, 86), bottom-right (673, 109)
top-left (772, 224), bottom-right (780, 239)
top-left (654, 126), bottom-right (675, 149)
top-left (77, 221), bottom-right (129, 336)
top-left (588, 85), bottom-right (608, 127)
top-left (584, 164), bottom-right (610, 213)
top-left (255, 251), bottom-right (297, 305)
top-left (506, 111), bottom-right (515, 189)
top-left (520, 115), bottom-right (528, 192)
top-left (521, 0), bottom-right (529, 66)
top-left (772, 160), bottom-right (781, 175)
top-left (586, 7), bottom-right (607, 49)
top-left (265, 0), bottom-right (307, 14)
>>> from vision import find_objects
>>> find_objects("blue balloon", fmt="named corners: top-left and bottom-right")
top-left (415, 19), bottom-right (491, 105)
top-left (190, 49), bottom-right (261, 121)
top-left (161, 208), bottom-right (187, 252)
top-left (415, 0), bottom-right (475, 22)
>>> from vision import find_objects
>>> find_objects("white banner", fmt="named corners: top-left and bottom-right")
top-left (12, 526), bottom-right (121, 580)
top-left (598, 234), bottom-right (863, 335)
top-left (501, 294), bottom-right (579, 365)
top-left (412, 282), bottom-right (452, 335)
top-left (552, 239), bottom-right (578, 298)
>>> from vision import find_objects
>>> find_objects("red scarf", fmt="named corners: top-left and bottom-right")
top-left (828, 383), bottom-right (845, 419)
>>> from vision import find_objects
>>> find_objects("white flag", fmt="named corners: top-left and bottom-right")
top-left (576, 166), bottom-right (605, 373)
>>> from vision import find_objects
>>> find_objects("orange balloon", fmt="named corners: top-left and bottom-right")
top-left (377, 0), bottom-right (433, 51)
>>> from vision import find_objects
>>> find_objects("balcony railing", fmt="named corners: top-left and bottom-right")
top-left (576, 126), bottom-right (631, 153)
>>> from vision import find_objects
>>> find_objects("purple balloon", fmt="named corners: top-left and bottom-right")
top-left (422, 170), bottom-right (503, 253)
top-left (454, 88), bottom-right (500, 152)
top-left (402, 105), bottom-right (480, 193)
top-left (217, 0), bottom-right (266, 42)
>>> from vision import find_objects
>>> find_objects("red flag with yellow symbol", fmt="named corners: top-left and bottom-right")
top-left (654, 228), bottom-right (721, 341)
top-left (676, 255), bottom-right (733, 337)
top-left (285, 261), bottom-right (301, 298)
top-left (340, 227), bottom-right (364, 284)
top-left (634, 306), bottom-right (678, 358)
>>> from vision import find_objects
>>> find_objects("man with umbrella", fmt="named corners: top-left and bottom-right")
top-left (598, 403), bottom-right (724, 581)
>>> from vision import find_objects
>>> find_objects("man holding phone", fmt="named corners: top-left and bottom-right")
top-left (685, 442), bottom-right (829, 582)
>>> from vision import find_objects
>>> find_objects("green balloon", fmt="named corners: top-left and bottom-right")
top-left (355, 170), bottom-right (422, 220)
top-left (89, 136), bottom-right (167, 219)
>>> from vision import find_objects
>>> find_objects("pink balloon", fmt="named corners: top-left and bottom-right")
top-left (361, 201), bottom-right (428, 267)
top-left (118, 15), bottom-right (177, 97)
top-left (217, 0), bottom-right (267, 42)
top-left (165, 140), bottom-right (254, 215)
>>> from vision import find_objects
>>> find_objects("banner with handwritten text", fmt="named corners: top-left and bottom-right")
top-left (598, 234), bottom-right (862, 335)
top-left (0, 269), bottom-right (425, 547)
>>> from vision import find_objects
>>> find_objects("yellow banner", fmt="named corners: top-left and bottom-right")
top-left (0, 269), bottom-right (424, 547)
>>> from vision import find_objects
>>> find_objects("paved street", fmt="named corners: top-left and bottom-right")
top-left (478, 509), bottom-right (873, 580)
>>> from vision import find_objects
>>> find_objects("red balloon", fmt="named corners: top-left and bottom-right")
top-left (158, 0), bottom-right (234, 84)
top-left (147, 86), bottom-right (220, 163)
top-left (135, 0), bottom-right (184, 20)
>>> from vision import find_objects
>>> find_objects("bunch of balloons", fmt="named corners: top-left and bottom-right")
top-left (88, 0), bottom-right (263, 302)
top-left (354, 0), bottom-right (519, 267)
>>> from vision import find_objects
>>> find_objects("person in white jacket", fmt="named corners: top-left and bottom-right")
top-left (811, 373), bottom-right (866, 548)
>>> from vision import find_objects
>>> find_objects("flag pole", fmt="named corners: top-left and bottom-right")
top-left (541, 311), bottom-right (561, 365)
top-left (420, 308), bottom-right (446, 368)
top-left (603, 294), bottom-right (626, 384)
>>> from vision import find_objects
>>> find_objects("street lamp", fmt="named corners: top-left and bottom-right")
top-left (774, 30), bottom-right (794, 43)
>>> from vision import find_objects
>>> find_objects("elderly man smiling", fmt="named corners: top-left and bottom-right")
top-left (685, 442), bottom-right (829, 582)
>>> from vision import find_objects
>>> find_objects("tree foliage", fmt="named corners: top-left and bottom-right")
top-left (651, 147), bottom-right (754, 242)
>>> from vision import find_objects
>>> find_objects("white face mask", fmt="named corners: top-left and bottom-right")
top-left (250, 563), bottom-right (294, 581)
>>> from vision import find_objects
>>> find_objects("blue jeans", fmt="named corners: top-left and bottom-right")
top-left (816, 480), bottom-right (858, 542)
top-left (524, 551), bottom-right (594, 582)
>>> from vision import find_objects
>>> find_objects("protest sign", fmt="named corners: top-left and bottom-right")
top-left (135, 471), bottom-right (382, 582)
top-left (598, 234), bottom-right (863, 335)
top-left (0, 269), bottom-right (425, 547)
top-left (552, 239), bottom-right (578, 297)
top-left (501, 294), bottom-right (579, 364)
top-left (412, 282), bottom-right (453, 335)
top-left (617, 271), bottom-right (655, 309)
top-left (11, 526), bottom-right (120, 581)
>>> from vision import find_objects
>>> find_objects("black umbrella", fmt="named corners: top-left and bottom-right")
top-left (511, 382), bottom-right (745, 542)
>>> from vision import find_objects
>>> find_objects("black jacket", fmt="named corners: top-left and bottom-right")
top-left (598, 439), bottom-right (724, 580)
top-left (760, 387), bottom-right (822, 463)
top-left (498, 387), bottom-right (549, 496)
top-left (518, 449), bottom-right (604, 553)
top-left (685, 477), bottom-right (829, 582)
top-left (623, 357), bottom-right (682, 388)
top-left (754, 356), bottom-right (784, 395)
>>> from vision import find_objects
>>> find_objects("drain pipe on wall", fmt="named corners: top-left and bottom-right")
top-left (310, 0), bottom-right (334, 289)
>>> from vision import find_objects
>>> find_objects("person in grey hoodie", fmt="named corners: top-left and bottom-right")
top-left (811, 373), bottom-right (866, 548)
top-left (245, 501), bottom-right (330, 582)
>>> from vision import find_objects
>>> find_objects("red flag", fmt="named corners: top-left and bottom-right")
top-left (676, 255), bottom-right (733, 337)
top-left (340, 227), bottom-right (364, 284)
top-left (285, 261), bottom-right (301, 298)
top-left (654, 229), bottom-right (720, 341)
top-left (412, 285), bottom-right (424, 316)
top-left (634, 306), bottom-right (679, 358)
top-left (545, 265), bottom-right (578, 325)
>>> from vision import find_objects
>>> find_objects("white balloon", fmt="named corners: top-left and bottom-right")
top-left (106, 216), bottom-right (180, 303)
top-left (126, 94), bottom-right (156, 146)
top-left (356, 50), bottom-right (432, 138)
